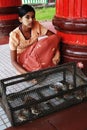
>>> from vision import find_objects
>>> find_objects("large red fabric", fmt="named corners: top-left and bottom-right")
top-left (18, 34), bottom-right (60, 72)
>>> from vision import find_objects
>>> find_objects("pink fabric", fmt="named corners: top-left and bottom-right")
top-left (18, 34), bottom-right (60, 72)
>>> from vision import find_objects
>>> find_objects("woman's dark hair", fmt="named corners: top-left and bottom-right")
top-left (18, 4), bottom-right (35, 17)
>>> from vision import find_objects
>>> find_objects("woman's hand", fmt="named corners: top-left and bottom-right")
top-left (52, 50), bottom-right (60, 65)
top-left (77, 62), bottom-right (84, 69)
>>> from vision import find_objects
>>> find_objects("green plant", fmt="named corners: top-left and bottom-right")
top-left (36, 7), bottom-right (55, 21)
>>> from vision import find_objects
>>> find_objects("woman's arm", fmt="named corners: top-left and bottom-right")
top-left (10, 50), bottom-right (27, 74)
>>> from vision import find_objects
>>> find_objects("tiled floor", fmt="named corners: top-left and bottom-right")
top-left (0, 44), bottom-right (17, 79)
top-left (0, 103), bottom-right (11, 130)
top-left (0, 44), bottom-right (15, 130)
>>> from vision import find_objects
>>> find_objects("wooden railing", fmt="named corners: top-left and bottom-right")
top-left (22, 0), bottom-right (48, 5)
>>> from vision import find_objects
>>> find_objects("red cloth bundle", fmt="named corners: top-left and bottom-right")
top-left (18, 34), bottom-right (60, 72)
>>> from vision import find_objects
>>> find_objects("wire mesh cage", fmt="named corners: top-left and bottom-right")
top-left (0, 62), bottom-right (87, 126)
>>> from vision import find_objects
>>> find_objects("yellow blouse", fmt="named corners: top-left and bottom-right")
top-left (9, 21), bottom-right (48, 54)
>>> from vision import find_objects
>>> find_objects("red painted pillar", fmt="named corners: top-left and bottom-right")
top-left (0, 0), bottom-right (22, 44)
top-left (53, 0), bottom-right (87, 76)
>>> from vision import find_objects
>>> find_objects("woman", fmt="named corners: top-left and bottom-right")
top-left (9, 4), bottom-right (61, 74)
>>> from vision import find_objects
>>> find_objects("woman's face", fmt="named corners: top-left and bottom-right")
top-left (19, 11), bottom-right (35, 28)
